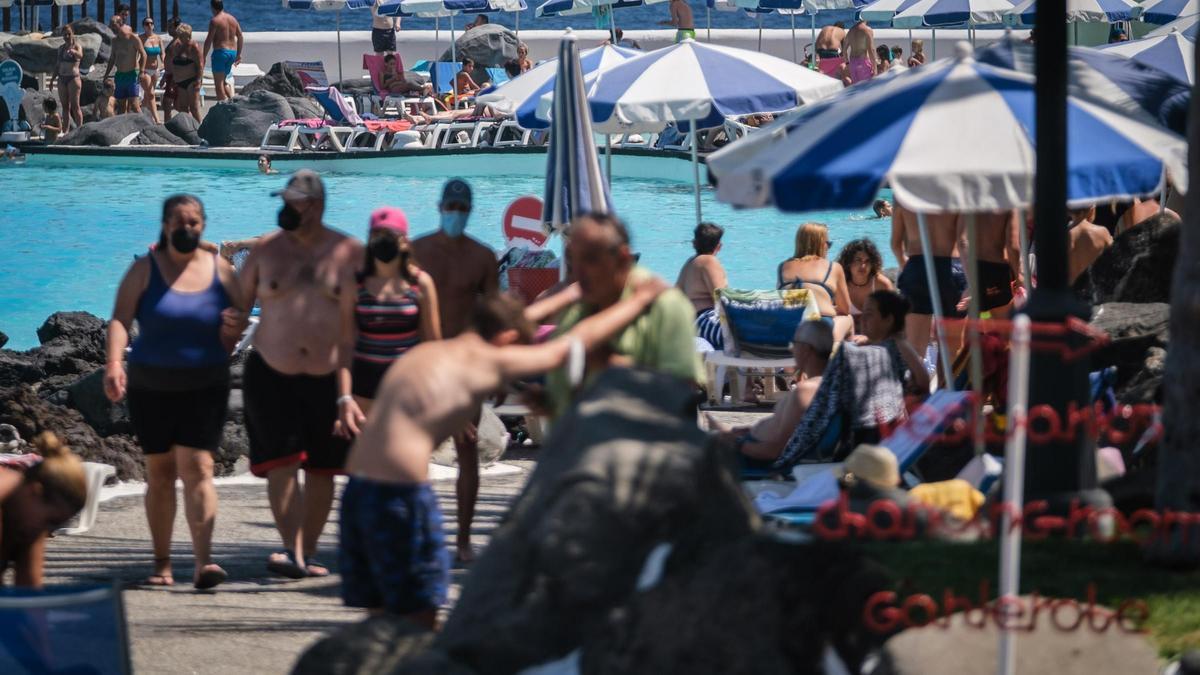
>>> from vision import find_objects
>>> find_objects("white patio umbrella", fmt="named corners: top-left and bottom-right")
top-left (892, 0), bottom-right (1015, 47)
top-left (1097, 31), bottom-right (1195, 84)
top-left (1004, 0), bottom-right (1143, 44)
top-left (555, 38), bottom-right (842, 224)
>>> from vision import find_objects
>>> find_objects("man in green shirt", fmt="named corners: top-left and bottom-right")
top-left (545, 213), bottom-right (704, 419)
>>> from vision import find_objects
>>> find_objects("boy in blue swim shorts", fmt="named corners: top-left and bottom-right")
top-left (204, 0), bottom-right (243, 101)
top-left (340, 275), bottom-right (668, 627)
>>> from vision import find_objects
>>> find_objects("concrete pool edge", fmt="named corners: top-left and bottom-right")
top-left (15, 143), bottom-right (704, 182)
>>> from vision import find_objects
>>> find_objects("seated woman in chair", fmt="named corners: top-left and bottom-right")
top-left (778, 222), bottom-right (854, 342)
top-left (852, 289), bottom-right (930, 395)
top-left (0, 433), bottom-right (88, 588)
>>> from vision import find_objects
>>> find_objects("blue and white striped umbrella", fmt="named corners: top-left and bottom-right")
top-left (860, 0), bottom-right (922, 21)
top-left (892, 0), bottom-right (1014, 28)
top-left (543, 33), bottom-right (612, 232)
top-left (476, 44), bottom-right (639, 129)
top-left (1003, 0), bottom-right (1142, 25)
top-left (580, 39), bottom-right (843, 132)
top-left (1139, 0), bottom-right (1198, 25)
top-left (977, 35), bottom-right (1190, 134)
top-left (536, 0), bottom-right (666, 17)
top-left (708, 43), bottom-right (1187, 213)
top-left (1097, 32), bottom-right (1195, 83)
top-left (1148, 13), bottom-right (1200, 38)
top-left (283, 0), bottom-right (374, 85)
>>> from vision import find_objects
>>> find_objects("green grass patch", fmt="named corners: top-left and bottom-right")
top-left (860, 539), bottom-right (1200, 659)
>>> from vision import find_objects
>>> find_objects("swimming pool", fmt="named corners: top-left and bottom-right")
top-left (0, 158), bottom-right (894, 350)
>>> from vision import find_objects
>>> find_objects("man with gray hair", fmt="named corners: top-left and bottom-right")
top-left (708, 319), bottom-right (834, 462)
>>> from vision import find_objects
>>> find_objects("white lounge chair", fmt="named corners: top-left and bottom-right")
top-left (56, 461), bottom-right (116, 536)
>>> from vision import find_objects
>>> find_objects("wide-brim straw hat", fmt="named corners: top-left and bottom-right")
top-left (838, 444), bottom-right (900, 489)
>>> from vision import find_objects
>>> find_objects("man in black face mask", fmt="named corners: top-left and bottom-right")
top-left (231, 170), bottom-right (365, 580)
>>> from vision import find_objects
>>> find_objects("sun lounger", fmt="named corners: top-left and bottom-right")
top-left (260, 86), bottom-right (367, 152)
top-left (362, 53), bottom-right (439, 118)
top-left (491, 119), bottom-right (532, 147)
top-left (755, 389), bottom-right (971, 525)
top-left (703, 288), bottom-right (821, 405)
top-left (0, 583), bottom-right (131, 674)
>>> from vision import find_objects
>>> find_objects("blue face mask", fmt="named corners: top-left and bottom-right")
top-left (440, 210), bottom-right (469, 237)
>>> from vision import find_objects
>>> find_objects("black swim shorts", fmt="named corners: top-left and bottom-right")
top-left (243, 351), bottom-right (350, 477)
top-left (976, 260), bottom-right (1015, 311)
top-left (339, 477), bottom-right (450, 614)
top-left (372, 27), bottom-right (397, 54)
top-left (896, 255), bottom-right (968, 317)
top-left (127, 365), bottom-right (230, 455)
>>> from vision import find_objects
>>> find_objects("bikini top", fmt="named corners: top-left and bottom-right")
top-left (779, 259), bottom-right (835, 299)
top-left (173, 53), bottom-right (195, 67)
top-left (60, 46), bottom-right (80, 62)
top-left (145, 46), bottom-right (162, 57)
top-left (849, 277), bottom-right (876, 316)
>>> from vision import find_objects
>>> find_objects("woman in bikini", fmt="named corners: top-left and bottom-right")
top-left (777, 222), bottom-right (853, 342)
top-left (837, 238), bottom-right (895, 334)
top-left (168, 23), bottom-right (203, 123)
top-left (57, 26), bottom-right (84, 131)
top-left (336, 207), bottom-right (440, 436)
top-left (139, 17), bottom-right (165, 124)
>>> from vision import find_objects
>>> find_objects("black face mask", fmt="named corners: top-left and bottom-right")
top-left (277, 204), bottom-right (302, 231)
top-left (170, 227), bottom-right (201, 254)
top-left (369, 237), bottom-right (400, 263)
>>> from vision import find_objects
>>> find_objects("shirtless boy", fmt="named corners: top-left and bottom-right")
top-left (341, 285), bottom-right (666, 627)
top-left (103, 19), bottom-right (148, 114)
top-left (1067, 205), bottom-right (1114, 285)
top-left (659, 0), bottom-right (695, 43)
top-left (236, 170), bottom-right (364, 579)
top-left (844, 20), bottom-right (877, 85)
top-left (204, 0), bottom-right (243, 101)
top-left (815, 22), bottom-right (847, 79)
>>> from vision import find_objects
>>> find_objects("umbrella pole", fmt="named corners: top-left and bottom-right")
top-left (997, 313), bottom-right (1031, 675)
top-left (691, 118), bottom-right (701, 225)
top-left (791, 13), bottom-right (797, 63)
top-left (1159, 166), bottom-right (1168, 214)
top-left (758, 13), bottom-right (763, 53)
top-left (707, 7), bottom-right (711, 42)
top-left (336, 10), bottom-right (344, 87)
top-left (435, 17), bottom-right (440, 62)
top-left (965, 213), bottom-right (985, 456)
top-left (515, 10), bottom-right (519, 40)
top-left (932, 28), bottom-right (936, 60)
top-left (1018, 208), bottom-right (1031, 295)
top-left (811, 15), bottom-right (816, 69)
top-left (917, 213), bottom-right (956, 391)
top-left (606, 133), bottom-right (612, 184)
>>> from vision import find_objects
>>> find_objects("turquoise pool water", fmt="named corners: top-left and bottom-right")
top-left (0, 162), bottom-right (894, 350)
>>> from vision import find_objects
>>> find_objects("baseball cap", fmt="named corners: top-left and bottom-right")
top-left (271, 169), bottom-right (326, 202)
top-left (440, 178), bottom-right (472, 207)
top-left (369, 207), bottom-right (409, 235)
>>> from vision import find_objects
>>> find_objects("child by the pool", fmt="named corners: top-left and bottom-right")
top-left (341, 284), bottom-right (666, 627)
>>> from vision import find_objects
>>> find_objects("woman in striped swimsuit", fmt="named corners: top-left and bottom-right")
top-left (337, 208), bottom-right (441, 435)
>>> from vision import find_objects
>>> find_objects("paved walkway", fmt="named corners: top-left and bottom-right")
top-left (39, 409), bottom-right (768, 674)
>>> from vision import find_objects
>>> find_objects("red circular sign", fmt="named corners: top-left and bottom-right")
top-left (503, 196), bottom-right (548, 248)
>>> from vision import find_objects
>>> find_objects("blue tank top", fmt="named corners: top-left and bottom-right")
top-left (128, 253), bottom-right (231, 368)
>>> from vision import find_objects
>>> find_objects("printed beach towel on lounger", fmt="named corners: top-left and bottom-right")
top-left (716, 288), bottom-right (821, 359)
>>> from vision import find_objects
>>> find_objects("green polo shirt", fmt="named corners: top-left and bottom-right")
top-left (545, 266), bottom-right (704, 419)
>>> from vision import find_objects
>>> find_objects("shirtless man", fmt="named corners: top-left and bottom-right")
top-left (341, 286), bottom-right (665, 627)
top-left (815, 22), bottom-right (847, 80)
top-left (844, 19), bottom-right (877, 85)
top-left (659, 0), bottom-right (695, 43)
top-left (204, 0), bottom-right (243, 102)
top-left (959, 210), bottom-right (1020, 318)
top-left (371, 0), bottom-right (400, 54)
top-left (891, 201), bottom-right (966, 359)
top-left (235, 170), bottom-right (364, 579)
top-left (1067, 205), bottom-right (1114, 285)
top-left (103, 19), bottom-right (148, 114)
top-left (411, 178), bottom-right (498, 562)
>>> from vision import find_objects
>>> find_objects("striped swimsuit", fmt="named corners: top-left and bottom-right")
top-left (351, 284), bottom-right (423, 399)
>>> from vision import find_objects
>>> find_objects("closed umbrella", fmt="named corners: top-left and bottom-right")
top-left (1139, 0), bottom-right (1198, 25)
top-left (708, 42), bottom-right (1186, 387)
top-left (283, 0), bottom-right (374, 86)
top-left (477, 43), bottom-right (639, 128)
top-left (1147, 12), bottom-right (1200, 38)
top-left (1097, 31), bottom-right (1195, 84)
top-left (542, 31), bottom-right (612, 234)
top-left (570, 39), bottom-right (843, 223)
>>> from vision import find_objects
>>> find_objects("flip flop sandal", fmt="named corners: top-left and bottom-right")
top-left (194, 565), bottom-right (228, 591)
top-left (304, 558), bottom-right (330, 578)
top-left (138, 573), bottom-right (174, 588)
top-left (266, 551), bottom-right (307, 579)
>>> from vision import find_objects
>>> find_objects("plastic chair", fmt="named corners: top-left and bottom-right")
top-left (55, 462), bottom-right (116, 536)
top-left (0, 583), bottom-right (131, 674)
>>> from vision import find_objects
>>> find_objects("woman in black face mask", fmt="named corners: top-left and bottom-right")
top-left (334, 207), bottom-right (441, 438)
top-left (102, 194), bottom-right (245, 590)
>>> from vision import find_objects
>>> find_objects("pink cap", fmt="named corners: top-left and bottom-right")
top-left (369, 207), bottom-right (409, 234)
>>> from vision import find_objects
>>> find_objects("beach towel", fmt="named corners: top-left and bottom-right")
top-left (716, 288), bottom-right (820, 359)
top-left (772, 340), bottom-right (906, 470)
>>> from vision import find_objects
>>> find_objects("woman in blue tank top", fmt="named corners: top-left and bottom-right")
top-left (103, 194), bottom-right (245, 591)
